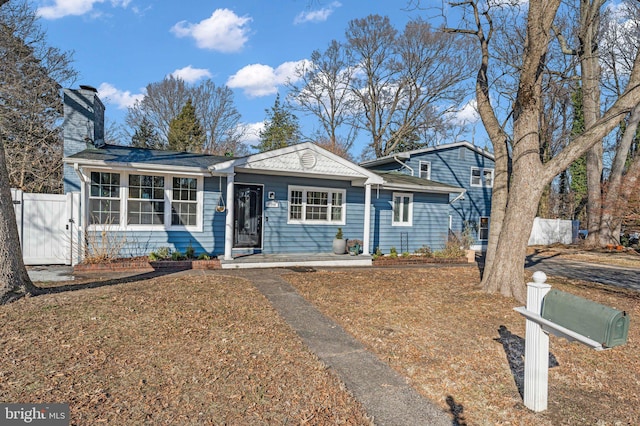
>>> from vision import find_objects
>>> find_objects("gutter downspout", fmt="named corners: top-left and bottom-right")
top-left (449, 190), bottom-right (466, 204)
top-left (393, 156), bottom-right (414, 176)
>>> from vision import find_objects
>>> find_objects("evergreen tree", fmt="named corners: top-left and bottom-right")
top-left (254, 94), bottom-right (301, 152)
top-left (167, 99), bottom-right (205, 152)
top-left (131, 117), bottom-right (163, 149)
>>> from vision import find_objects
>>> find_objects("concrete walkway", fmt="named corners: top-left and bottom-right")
top-left (235, 269), bottom-right (451, 426)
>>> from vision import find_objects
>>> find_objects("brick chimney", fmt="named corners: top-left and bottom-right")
top-left (63, 85), bottom-right (105, 193)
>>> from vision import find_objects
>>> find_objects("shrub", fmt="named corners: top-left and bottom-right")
top-left (197, 253), bottom-right (211, 260)
top-left (372, 247), bottom-right (383, 259)
top-left (414, 245), bottom-right (433, 257)
top-left (389, 246), bottom-right (398, 258)
top-left (171, 250), bottom-right (185, 261)
top-left (335, 228), bottom-right (344, 239)
top-left (185, 242), bottom-right (195, 259)
top-left (402, 251), bottom-right (411, 258)
top-left (434, 240), bottom-right (466, 258)
top-left (149, 246), bottom-right (171, 261)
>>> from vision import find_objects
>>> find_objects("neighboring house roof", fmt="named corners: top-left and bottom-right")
top-left (374, 171), bottom-right (465, 194)
top-left (63, 144), bottom-right (231, 173)
top-left (359, 141), bottom-right (495, 168)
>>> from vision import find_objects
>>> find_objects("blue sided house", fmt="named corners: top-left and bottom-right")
top-left (359, 142), bottom-right (495, 251)
top-left (61, 86), bottom-right (493, 267)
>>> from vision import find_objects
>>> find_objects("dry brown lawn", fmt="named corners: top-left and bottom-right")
top-left (0, 273), bottom-right (371, 425)
top-left (528, 244), bottom-right (640, 269)
top-left (2, 262), bottom-right (638, 425)
top-left (285, 267), bottom-right (639, 426)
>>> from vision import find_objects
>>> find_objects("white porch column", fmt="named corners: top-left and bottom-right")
top-left (523, 271), bottom-right (552, 412)
top-left (363, 183), bottom-right (372, 254)
top-left (224, 173), bottom-right (235, 260)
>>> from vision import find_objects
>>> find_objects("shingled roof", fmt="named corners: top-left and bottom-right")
top-left (64, 144), bottom-right (232, 171)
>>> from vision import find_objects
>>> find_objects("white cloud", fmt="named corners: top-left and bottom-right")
top-left (240, 122), bottom-right (264, 146)
top-left (97, 82), bottom-right (144, 109)
top-left (451, 99), bottom-right (480, 125)
top-left (171, 9), bottom-right (251, 52)
top-left (37, 0), bottom-right (131, 19)
top-left (294, 1), bottom-right (341, 25)
top-left (226, 60), bottom-right (310, 98)
top-left (169, 65), bottom-right (212, 83)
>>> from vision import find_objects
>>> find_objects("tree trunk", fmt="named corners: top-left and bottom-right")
top-left (581, 0), bottom-right (604, 246)
top-left (0, 142), bottom-right (39, 304)
top-left (481, 168), bottom-right (544, 302)
top-left (599, 105), bottom-right (640, 245)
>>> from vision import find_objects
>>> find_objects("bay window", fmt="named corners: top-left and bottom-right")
top-left (87, 170), bottom-right (202, 230)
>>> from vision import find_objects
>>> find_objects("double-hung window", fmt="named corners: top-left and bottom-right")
top-left (288, 186), bottom-right (345, 224)
top-left (89, 172), bottom-right (121, 225)
top-left (172, 177), bottom-right (198, 226)
top-left (128, 174), bottom-right (165, 225)
top-left (392, 192), bottom-right (413, 226)
top-left (479, 217), bottom-right (490, 240)
top-left (419, 161), bottom-right (431, 180)
top-left (471, 167), bottom-right (494, 187)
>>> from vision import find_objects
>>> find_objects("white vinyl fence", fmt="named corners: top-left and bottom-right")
top-left (11, 189), bottom-right (81, 265)
top-left (528, 217), bottom-right (580, 246)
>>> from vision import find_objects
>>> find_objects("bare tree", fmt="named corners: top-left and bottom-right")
top-left (0, 0), bottom-right (71, 302)
top-left (125, 76), bottom-right (190, 148)
top-left (192, 80), bottom-right (248, 156)
top-left (448, 0), bottom-right (640, 301)
top-left (593, 1), bottom-right (640, 244)
top-left (287, 40), bottom-right (358, 157)
top-left (1, 0), bottom-right (76, 193)
top-left (346, 14), bottom-right (474, 158)
top-left (126, 76), bottom-right (247, 155)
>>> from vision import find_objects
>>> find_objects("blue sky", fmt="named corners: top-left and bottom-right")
top-left (35, 0), bottom-right (481, 155)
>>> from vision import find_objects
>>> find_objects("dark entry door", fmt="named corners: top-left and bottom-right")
top-left (234, 184), bottom-right (263, 248)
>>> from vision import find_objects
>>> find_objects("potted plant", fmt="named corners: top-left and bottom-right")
top-left (332, 227), bottom-right (347, 254)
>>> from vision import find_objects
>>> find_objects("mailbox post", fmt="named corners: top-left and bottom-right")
top-left (514, 271), bottom-right (629, 412)
top-left (522, 271), bottom-right (551, 412)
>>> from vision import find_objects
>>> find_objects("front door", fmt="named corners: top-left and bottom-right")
top-left (234, 184), bottom-right (263, 248)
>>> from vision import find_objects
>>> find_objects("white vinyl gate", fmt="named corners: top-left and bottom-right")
top-left (11, 189), bottom-right (81, 265)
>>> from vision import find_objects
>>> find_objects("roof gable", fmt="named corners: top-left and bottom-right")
top-left (211, 142), bottom-right (384, 184)
top-left (360, 141), bottom-right (494, 168)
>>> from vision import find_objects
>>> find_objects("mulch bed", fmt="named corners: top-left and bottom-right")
top-left (74, 258), bottom-right (221, 273)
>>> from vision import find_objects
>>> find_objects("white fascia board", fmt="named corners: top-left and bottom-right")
top-left (64, 158), bottom-right (209, 175)
top-left (381, 183), bottom-right (465, 194)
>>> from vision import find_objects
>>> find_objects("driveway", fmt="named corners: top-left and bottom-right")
top-left (525, 253), bottom-right (640, 292)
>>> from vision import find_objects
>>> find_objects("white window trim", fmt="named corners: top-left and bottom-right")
top-left (470, 167), bottom-right (494, 188)
top-left (287, 185), bottom-right (346, 225)
top-left (419, 160), bottom-right (431, 180)
top-left (86, 169), bottom-right (204, 232)
top-left (392, 192), bottom-right (413, 227)
top-left (479, 216), bottom-right (490, 241)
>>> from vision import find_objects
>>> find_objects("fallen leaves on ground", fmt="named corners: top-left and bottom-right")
top-left (0, 273), bottom-right (371, 425)
top-left (285, 266), bottom-right (639, 426)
